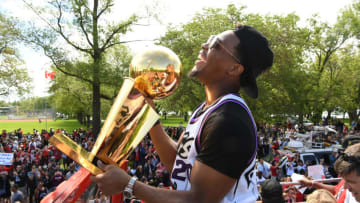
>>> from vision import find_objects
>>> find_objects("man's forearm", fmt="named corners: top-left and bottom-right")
top-left (149, 123), bottom-right (178, 172)
top-left (312, 182), bottom-right (335, 194)
top-left (133, 181), bottom-right (197, 203)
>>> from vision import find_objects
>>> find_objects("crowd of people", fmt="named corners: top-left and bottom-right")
top-left (0, 127), bottom-right (95, 202)
top-left (254, 118), bottom-right (360, 203)
top-left (0, 123), bottom-right (186, 203)
top-left (0, 118), bottom-right (359, 202)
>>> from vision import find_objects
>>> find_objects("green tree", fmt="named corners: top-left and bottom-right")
top-left (158, 5), bottom-right (315, 123)
top-left (0, 100), bottom-right (8, 107)
top-left (22, 0), bottom-right (153, 135)
top-left (158, 6), bottom-right (247, 114)
top-left (16, 96), bottom-right (52, 115)
top-left (336, 46), bottom-right (360, 122)
top-left (338, 0), bottom-right (360, 39)
top-left (248, 14), bottom-right (314, 123)
top-left (49, 67), bottom-right (93, 126)
top-left (48, 44), bottom-right (131, 127)
top-left (0, 13), bottom-right (31, 97)
top-left (305, 14), bottom-right (352, 122)
top-left (331, 0), bottom-right (360, 122)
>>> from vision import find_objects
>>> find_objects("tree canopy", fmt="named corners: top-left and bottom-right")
top-left (0, 13), bottom-right (31, 97)
top-left (157, 3), bottom-right (360, 123)
top-left (3, 1), bottom-right (360, 127)
top-left (21, 0), bottom-right (155, 134)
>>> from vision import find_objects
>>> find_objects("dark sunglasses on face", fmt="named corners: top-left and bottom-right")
top-left (207, 35), bottom-right (242, 64)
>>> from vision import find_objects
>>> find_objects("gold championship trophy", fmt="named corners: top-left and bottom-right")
top-left (42, 46), bottom-right (181, 202)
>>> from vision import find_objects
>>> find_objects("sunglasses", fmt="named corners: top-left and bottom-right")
top-left (207, 35), bottom-right (241, 64)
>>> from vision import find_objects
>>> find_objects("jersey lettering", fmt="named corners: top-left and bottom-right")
top-left (171, 159), bottom-right (192, 181)
top-left (245, 163), bottom-right (256, 189)
top-left (177, 132), bottom-right (194, 159)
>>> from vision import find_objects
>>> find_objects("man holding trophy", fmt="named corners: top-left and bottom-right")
top-left (90, 24), bottom-right (273, 203)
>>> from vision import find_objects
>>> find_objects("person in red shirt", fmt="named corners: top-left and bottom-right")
top-left (273, 140), bottom-right (279, 149)
top-left (56, 129), bottom-right (61, 134)
top-left (19, 128), bottom-right (23, 138)
top-left (343, 125), bottom-right (348, 135)
top-left (287, 122), bottom-right (292, 130)
top-left (273, 152), bottom-right (280, 164)
top-left (1, 130), bottom-right (6, 140)
top-left (3, 145), bottom-right (11, 153)
top-left (42, 130), bottom-right (50, 140)
top-left (42, 146), bottom-right (49, 160)
top-left (0, 165), bottom-right (13, 174)
top-left (270, 160), bottom-right (279, 181)
top-left (53, 149), bottom-right (61, 161)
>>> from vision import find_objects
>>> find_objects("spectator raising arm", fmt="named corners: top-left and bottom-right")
top-left (299, 177), bottom-right (335, 194)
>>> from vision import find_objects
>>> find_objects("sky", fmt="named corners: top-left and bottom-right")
top-left (0, 0), bottom-right (354, 102)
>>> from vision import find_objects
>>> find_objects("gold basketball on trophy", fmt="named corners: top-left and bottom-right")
top-left (130, 46), bottom-right (182, 99)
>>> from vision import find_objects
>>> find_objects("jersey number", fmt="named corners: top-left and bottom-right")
top-left (172, 160), bottom-right (192, 181)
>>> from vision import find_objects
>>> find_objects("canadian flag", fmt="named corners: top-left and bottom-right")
top-left (45, 71), bottom-right (56, 79)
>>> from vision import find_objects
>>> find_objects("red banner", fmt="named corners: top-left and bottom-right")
top-left (41, 168), bottom-right (92, 203)
top-left (42, 161), bottom-right (129, 203)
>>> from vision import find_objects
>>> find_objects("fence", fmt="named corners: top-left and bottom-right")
top-left (0, 107), bottom-right (56, 120)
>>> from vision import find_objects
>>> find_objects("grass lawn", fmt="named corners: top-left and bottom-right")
top-left (160, 116), bottom-right (187, 127)
top-left (0, 119), bottom-right (85, 134)
top-left (0, 115), bottom-right (187, 134)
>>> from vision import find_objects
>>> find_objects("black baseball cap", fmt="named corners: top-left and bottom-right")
top-left (260, 179), bottom-right (285, 203)
top-left (234, 25), bottom-right (274, 99)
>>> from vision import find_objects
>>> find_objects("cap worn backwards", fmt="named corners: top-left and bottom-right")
top-left (233, 25), bottom-right (274, 99)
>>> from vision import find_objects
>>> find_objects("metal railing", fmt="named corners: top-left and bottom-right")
top-left (280, 177), bottom-right (342, 186)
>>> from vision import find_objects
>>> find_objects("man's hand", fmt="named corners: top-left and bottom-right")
top-left (299, 177), bottom-right (313, 188)
top-left (90, 161), bottom-right (131, 196)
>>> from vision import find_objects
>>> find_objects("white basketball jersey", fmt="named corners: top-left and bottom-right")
top-left (171, 94), bottom-right (258, 203)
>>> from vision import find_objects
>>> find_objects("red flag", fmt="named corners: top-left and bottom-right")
top-left (45, 71), bottom-right (56, 79)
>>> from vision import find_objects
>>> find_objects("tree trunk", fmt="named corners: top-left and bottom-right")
top-left (77, 112), bottom-right (83, 124)
top-left (92, 0), bottom-right (100, 136)
top-left (348, 110), bottom-right (358, 122)
top-left (327, 110), bottom-right (332, 120)
top-left (92, 79), bottom-right (101, 136)
top-left (311, 110), bottom-right (322, 124)
top-left (298, 113), bottom-right (304, 123)
top-left (86, 115), bottom-right (91, 128)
